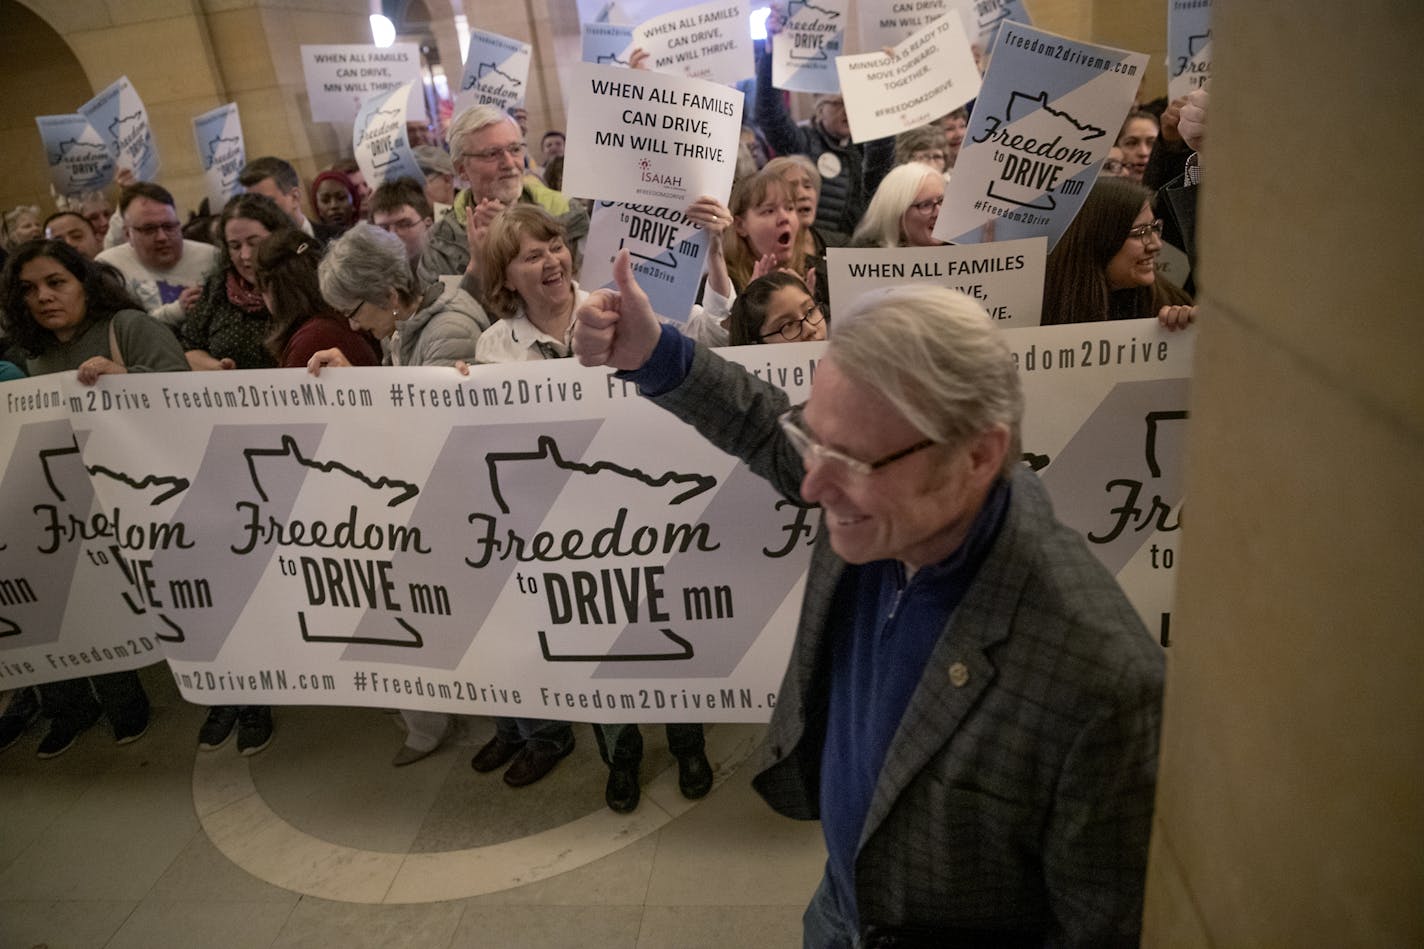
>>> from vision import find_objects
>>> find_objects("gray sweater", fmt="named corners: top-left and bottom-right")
top-left (26, 309), bottom-right (189, 376)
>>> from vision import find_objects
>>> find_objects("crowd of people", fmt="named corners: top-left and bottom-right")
top-left (0, 21), bottom-right (1209, 944)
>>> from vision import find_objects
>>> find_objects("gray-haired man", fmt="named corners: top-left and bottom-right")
top-left (572, 252), bottom-right (1164, 948)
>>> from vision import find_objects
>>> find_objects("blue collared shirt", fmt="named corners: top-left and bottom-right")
top-left (819, 478), bottom-right (1011, 931)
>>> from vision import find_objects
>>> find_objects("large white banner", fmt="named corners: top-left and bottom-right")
top-left (826, 237), bottom-right (1046, 328)
top-left (771, 0), bottom-right (848, 95)
top-left (80, 76), bottom-right (159, 182)
top-left (1167, 0), bottom-right (1212, 100)
top-left (0, 379), bottom-right (170, 690)
top-left (61, 353), bottom-right (820, 720)
top-left (36, 114), bottom-right (115, 197)
top-left (454, 29), bottom-right (532, 114)
top-left (633, 0), bottom-right (752, 86)
top-left (300, 44), bottom-right (425, 124)
top-left (562, 63), bottom-right (742, 210)
top-left (836, 12), bottom-right (980, 143)
top-left (0, 323), bottom-right (1190, 700)
top-left (933, 23), bottom-right (1148, 249)
top-left (353, 82), bottom-right (424, 190)
top-left (1006, 319), bottom-right (1191, 648)
top-left (193, 103), bottom-right (246, 211)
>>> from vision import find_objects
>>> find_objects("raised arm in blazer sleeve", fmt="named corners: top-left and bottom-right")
top-left (647, 343), bottom-right (809, 503)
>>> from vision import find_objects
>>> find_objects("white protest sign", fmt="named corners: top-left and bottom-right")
top-left (562, 63), bottom-right (741, 210)
top-left (859, 0), bottom-right (949, 50)
top-left (193, 103), bottom-right (245, 211)
top-left (955, 0), bottom-right (1033, 55)
top-left (826, 237), bottom-right (1046, 328)
top-left (771, 0), bottom-right (849, 94)
top-left (1167, 0), bottom-right (1212, 100)
top-left (583, 201), bottom-right (710, 325)
top-left (353, 82), bottom-right (424, 190)
top-left (934, 23), bottom-right (1149, 249)
top-left (35, 114), bottom-right (115, 197)
top-left (0, 379), bottom-right (171, 689)
top-left (80, 76), bottom-right (159, 182)
top-left (455, 29), bottom-right (532, 114)
top-left (583, 22), bottom-right (636, 65)
top-left (1154, 240), bottom-right (1191, 288)
top-left (836, 12), bottom-right (979, 143)
top-left (1006, 319), bottom-right (1193, 647)
top-left (634, 0), bottom-right (753, 86)
top-left (301, 44), bottom-right (425, 124)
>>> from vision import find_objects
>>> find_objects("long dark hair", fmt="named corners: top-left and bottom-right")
top-left (216, 193), bottom-right (291, 277)
top-left (254, 230), bottom-right (331, 362)
top-left (0, 239), bottom-right (141, 355)
top-left (728, 271), bottom-right (812, 345)
top-left (1042, 176), bottom-right (1189, 324)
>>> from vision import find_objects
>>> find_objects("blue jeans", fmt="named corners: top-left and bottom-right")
top-left (803, 868), bottom-right (855, 949)
top-left (493, 716), bottom-right (573, 754)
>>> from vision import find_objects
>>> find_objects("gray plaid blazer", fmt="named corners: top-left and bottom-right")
top-left (653, 345), bottom-right (1163, 947)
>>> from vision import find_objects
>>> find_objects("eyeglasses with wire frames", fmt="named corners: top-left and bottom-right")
top-left (1126, 218), bottom-right (1164, 242)
top-left (777, 403), bottom-right (936, 476)
top-left (760, 302), bottom-right (825, 342)
top-left (376, 215), bottom-right (429, 234)
top-left (466, 141), bottom-right (527, 163)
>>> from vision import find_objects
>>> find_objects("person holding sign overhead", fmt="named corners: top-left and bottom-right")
top-left (756, 8), bottom-right (890, 246)
top-left (570, 250), bottom-right (1164, 948)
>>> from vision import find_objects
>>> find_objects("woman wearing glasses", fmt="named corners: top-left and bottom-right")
top-left (1043, 176), bottom-right (1195, 328)
top-left (728, 271), bottom-right (827, 346)
top-left (849, 162), bottom-right (945, 249)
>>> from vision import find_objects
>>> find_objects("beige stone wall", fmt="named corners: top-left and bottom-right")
top-left (0, 1), bottom-right (96, 217)
top-left (1141, 1), bottom-right (1424, 945)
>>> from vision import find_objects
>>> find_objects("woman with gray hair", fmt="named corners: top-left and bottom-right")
top-left (309, 222), bottom-right (488, 371)
top-left (307, 222), bottom-right (486, 766)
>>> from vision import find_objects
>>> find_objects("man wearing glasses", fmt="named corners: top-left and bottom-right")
top-left (417, 104), bottom-right (588, 293)
top-left (370, 178), bottom-right (435, 275)
top-left (573, 251), bottom-right (1164, 948)
top-left (95, 182), bottom-right (217, 328)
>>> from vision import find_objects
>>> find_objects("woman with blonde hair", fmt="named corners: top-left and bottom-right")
top-left (849, 162), bottom-right (945, 249)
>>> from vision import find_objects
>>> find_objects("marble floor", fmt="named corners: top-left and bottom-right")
top-left (0, 666), bottom-right (826, 948)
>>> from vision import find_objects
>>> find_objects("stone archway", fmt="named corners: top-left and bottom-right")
top-left (0, 0), bottom-right (95, 213)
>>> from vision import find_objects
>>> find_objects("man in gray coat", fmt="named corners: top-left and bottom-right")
top-left (572, 252), bottom-right (1165, 948)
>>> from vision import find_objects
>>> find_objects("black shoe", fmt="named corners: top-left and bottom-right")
top-left (237, 706), bottom-right (273, 756)
top-left (36, 713), bottom-right (98, 759)
top-left (470, 734), bottom-right (523, 773)
top-left (676, 751), bottom-right (713, 799)
top-left (113, 707), bottom-right (151, 746)
top-left (502, 740), bottom-right (574, 787)
top-left (0, 689), bottom-right (40, 751)
top-left (605, 766), bottom-right (641, 813)
top-left (198, 706), bottom-right (239, 750)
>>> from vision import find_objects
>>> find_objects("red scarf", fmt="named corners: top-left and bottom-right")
top-left (226, 270), bottom-right (266, 313)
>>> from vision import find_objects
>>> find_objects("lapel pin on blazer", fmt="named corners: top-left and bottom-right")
top-left (948, 662), bottom-right (970, 688)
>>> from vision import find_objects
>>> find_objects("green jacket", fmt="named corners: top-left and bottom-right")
top-left (415, 180), bottom-right (589, 297)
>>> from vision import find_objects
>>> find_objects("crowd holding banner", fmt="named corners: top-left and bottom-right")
top-left (0, 320), bottom-right (1189, 709)
top-left (4, 0), bottom-right (1208, 709)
